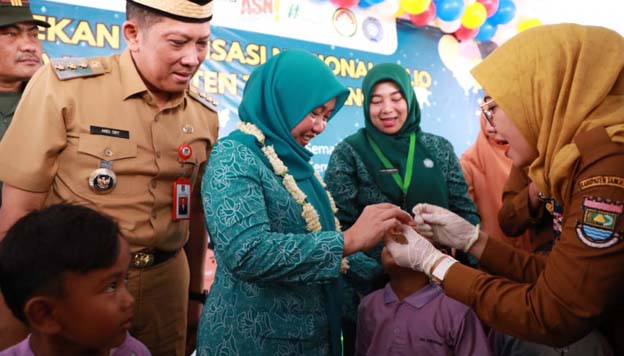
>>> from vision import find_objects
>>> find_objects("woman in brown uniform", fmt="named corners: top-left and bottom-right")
top-left (385, 24), bottom-right (624, 353)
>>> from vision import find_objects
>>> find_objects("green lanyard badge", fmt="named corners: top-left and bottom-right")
top-left (367, 132), bottom-right (416, 194)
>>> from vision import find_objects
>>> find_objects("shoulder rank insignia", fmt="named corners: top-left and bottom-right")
top-left (50, 57), bottom-right (107, 81)
top-left (188, 86), bottom-right (218, 112)
top-left (576, 197), bottom-right (623, 248)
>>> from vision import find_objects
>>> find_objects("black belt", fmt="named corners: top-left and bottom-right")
top-left (131, 249), bottom-right (178, 269)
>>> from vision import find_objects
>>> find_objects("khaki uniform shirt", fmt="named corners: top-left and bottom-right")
top-left (0, 50), bottom-right (218, 251)
top-left (498, 164), bottom-right (554, 252)
top-left (0, 90), bottom-right (23, 206)
top-left (444, 127), bottom-right (624, 353)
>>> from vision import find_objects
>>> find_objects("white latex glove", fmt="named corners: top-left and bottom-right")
top-left (384, 225), bottom-right (450, 276)
top-left (412, 203), bottom-right (480, 252)
top-left (412, 209), bottom-right (434, 238)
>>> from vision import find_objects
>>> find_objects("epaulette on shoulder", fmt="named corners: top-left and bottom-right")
top-left (50, 57), bottom-right (109, 81)
top-left (188, 86), bottom-right (218, 112)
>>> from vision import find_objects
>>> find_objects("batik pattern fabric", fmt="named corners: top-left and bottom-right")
top-left (325, 131), bottom-right (479, 321)
top-left (196, 139), bottom-right (344, 356)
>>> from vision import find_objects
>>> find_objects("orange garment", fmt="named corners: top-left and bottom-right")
top-left (460, 117), bottom-right (531, 251)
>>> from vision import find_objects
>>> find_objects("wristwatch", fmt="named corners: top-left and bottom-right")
top-left (431, 256), bottom-right (457, 285)
top-left (189, 290), bottom-right (208, 303)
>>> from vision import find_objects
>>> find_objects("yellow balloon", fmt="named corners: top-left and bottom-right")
top-left (394, 6), bottom-right (406, 18)
top-left (517, 18), bottom-right (543, 32)
top-left (400, 0), bottom-right (431, 15)
top-left (461, 2), bottom-right (487, 29)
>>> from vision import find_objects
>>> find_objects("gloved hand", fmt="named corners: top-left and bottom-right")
top-left (384, 224), bottom-right (451, 276)
top-left (412, 203), bottom-right (480, 252)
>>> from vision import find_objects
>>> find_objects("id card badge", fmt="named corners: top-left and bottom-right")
top-left (173, 177), bottom-right (191, 221)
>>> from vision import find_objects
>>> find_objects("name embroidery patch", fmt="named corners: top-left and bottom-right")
top-left (575, 197), bottom-right (623, 248)
top-left (90, 126), bottom-right (130, 139)
top-left (578, 176), bottom-right (624, 191)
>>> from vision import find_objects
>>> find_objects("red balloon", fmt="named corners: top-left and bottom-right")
top-left (477, 0), bottom-right (499, 17)
top-left (330, 0), bottom-right (359, 7)
top-left (409, 1), bottom-right (436, 26)
top-left (454, 25), bottom-right (479, 41)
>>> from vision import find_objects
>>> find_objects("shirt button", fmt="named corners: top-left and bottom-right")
top-left (394, 328), bottom-right (400, 335)
top-left (156, 151), bottom-right (161, 159)
top-left (151, 211), bottom-right (157, 219)
top-left (151, 181), bottom-right (157, 189)
top-left (104, 148), bottom-right (113, 157)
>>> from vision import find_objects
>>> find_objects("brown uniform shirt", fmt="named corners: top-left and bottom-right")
top-left (444, 127), bottom-right (624, 352)
top-left (498, 165), bottom-right (554, 252)
top-left (0, 49), bottom-right (218, 251)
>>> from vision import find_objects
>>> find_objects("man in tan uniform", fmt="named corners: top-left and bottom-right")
top-left (0, 0), bottom-right (49, 348)
top-left (0, 1), bottom-right (218, 355)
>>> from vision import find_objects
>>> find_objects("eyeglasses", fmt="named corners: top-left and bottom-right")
top-left (479, 99), bottom-right (496, 127)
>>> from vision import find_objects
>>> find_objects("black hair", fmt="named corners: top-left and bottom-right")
top-left (125, 1), bottom-right (164, 28)
top-left (0, 204), bottom-right (121, 323)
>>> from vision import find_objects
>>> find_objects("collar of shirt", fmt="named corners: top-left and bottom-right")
top-left (119, 49), bottom-right (186, 110)
top-left (383, 282), bottom-right (442, 309)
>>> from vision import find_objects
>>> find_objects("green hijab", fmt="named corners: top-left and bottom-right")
top-left (346, 63), bottom-right (448, 210)
top-left (226, 49), bottom-right (349, 356)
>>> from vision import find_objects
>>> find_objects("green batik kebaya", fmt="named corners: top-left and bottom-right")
top-left (198, 50), bottom-right (349, 356)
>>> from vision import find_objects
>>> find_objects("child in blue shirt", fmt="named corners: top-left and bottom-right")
top-left (0, 204), bottom-right (150, 356)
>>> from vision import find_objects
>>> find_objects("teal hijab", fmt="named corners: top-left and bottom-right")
top-left (346, 63), bottom-right (448, 210)
top-left (227, 49), bottom-right (349, 356)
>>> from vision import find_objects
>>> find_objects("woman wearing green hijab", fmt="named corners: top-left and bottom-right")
top-left (197, 51), bottom-right (412, 355)
top-left (325, 63), bottom-right (478, 353)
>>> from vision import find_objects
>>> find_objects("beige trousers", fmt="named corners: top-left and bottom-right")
top-left (128, 249), bottom-right (190, 356)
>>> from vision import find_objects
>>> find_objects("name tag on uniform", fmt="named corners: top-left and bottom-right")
top-left (90, 126), bottom-right (130, 139)
top-left (379, 168), bottom-right (399, 175)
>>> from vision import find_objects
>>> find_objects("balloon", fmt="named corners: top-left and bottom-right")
top-left (475, 20), bottom-right (497, 41)
top-left (410, 1), bottom-right (436, 26)
top-left (488, 0), bottom-right (515, 25)
top-left (372, 0), bottom-right (401, 18)
top-left (461, 2), bottom-right (486, 29)
top-left (436, 18), bottom-right (461, 33)
top-left (435, 0), bottom-right (463, 21)
top-left (454, 25), bottom-right (478, 41)
top-left (359, 0), bottom-right (385, 8)
top-left (517, 17), bottom-right (542, 32)
top-left (395, 6), bottom-right (406, 17)
top-left (477, 0), bottom-right (498, 17)
top-left (400, 0), bottom-right (431, 14)
top-left (330, 0), bottom-right (359, 7)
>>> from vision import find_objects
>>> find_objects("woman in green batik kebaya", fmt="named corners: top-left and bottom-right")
top-left (196, 50), bottom-right (412, 356)
top-left (324, 63), bottom-right (479, 353)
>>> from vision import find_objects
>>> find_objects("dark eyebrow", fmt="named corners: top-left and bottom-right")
top-left (164, 31), bottom-right (210, 41)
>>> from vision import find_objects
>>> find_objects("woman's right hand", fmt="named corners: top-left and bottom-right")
top-left (343, 203), bottom-right (413, 256)
top-left (412, 203), bottom-right (480, 252)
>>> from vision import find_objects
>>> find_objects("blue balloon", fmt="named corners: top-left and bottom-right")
top-left (436, 0), bottom-right (463, 22)
top-left (475, 20), bottom-right (497, 42)
top-left (358, 0), bottom-right (383, 8)
top-left (489, 0), bottom-right (516, 25)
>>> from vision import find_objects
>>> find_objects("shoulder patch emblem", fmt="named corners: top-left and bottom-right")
top-left (578, 176), bottom-right (624, 191)
top-left (50, 57), bottom-right (107, 81)
top-left (576, 197), bottom-right (623, 248)
top-left (188, 86), bottom-right (218, 112)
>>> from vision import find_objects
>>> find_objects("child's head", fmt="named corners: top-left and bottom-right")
top-left (0, 204), bottom-right (134, 350)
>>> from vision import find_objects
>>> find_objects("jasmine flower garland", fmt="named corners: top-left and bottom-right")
top-left (238, 122), bottom-right (350, 273)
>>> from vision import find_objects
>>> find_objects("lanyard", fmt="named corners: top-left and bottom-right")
top-left (367, 132), bottom-right (416, 194)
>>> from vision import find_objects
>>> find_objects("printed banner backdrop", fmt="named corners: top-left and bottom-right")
top-left (31, 0), bottom-right (484, 175)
